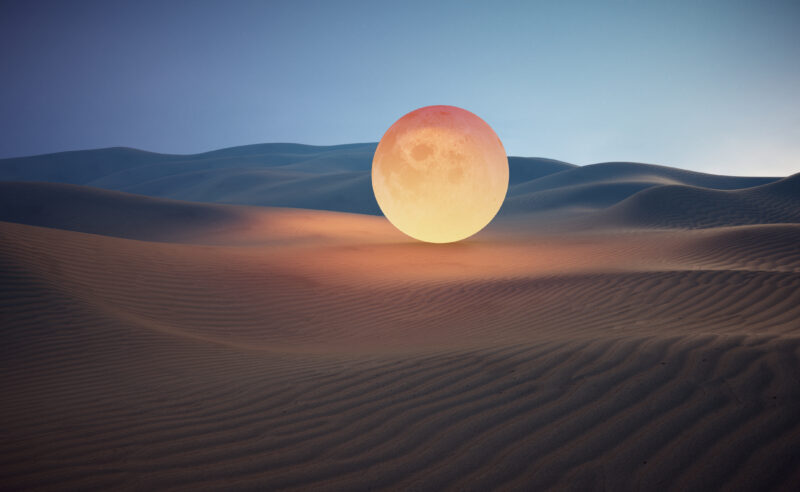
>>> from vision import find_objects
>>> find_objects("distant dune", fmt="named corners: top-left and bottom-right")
top-left (0, 144), bottom-right (798, 490)
top-left (0, 145), bottom-right (578, 215)
top-left (595, 173), bottom-right (800, 229)
top-left (0, 143), bottom-right (385, 214)
top-left (0, 181), bottom-right (253, 242)
top-left (501, 161), bottom-right (778, 218)
top-left (0, 144), bottom-right (782, 225)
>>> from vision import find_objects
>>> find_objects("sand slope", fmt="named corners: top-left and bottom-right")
top-left (0, 144), bottom-right (382, 214)
top-left (500, 162), bottom-right (779, 218)
top-left (595, 173), bottom-right (800, 229)
top-left (1, 186), bottom-right (799, 490)
top-left (0, 181), bottom-right (254, 242)
top-left (6, 144), bottom-right (779, 221)
top-left (0, 145), bottom-right (576, 215)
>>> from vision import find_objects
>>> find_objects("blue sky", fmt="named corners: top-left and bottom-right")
top-left (1, 0), bottom-right (798, 175)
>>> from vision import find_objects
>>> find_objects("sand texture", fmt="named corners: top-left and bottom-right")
top-left (1, 150), bottom-right (799, 491)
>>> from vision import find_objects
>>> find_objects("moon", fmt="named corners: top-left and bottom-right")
top-left (371, 105), bottom-right (509, 243)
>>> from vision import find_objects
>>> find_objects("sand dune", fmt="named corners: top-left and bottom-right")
top-left (0, 181), bottom-right (399, 246)
top-left (13, 144), bottom-right (780, 220)
top-left (506, 156), bottom-right (576, 185)
top-left (0, 143), bottom-right (376, 183)
top-left (501, 162), bottom-right (778, 217)
top-left (0, 145), bottom-right (781, 225)
top-left (510, 161), bottom-right (775, 194)
top-left (1, 194), bottom-right (799, 489)
top-left (0, 144), bottom-right (380, 214)
top-left (0, 181), bottom-right (254, 242)
top-left (502, 180), bottom-right (658, 215)
top-left (0, 145), bottom-right (576, 215)
top-left (596, 173), bottom-right (800, 229)
top-left (0, 146), bottom-right (798, 490)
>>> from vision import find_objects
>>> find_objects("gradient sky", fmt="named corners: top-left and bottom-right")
top-left (1, 0), bottom-right (798, 175)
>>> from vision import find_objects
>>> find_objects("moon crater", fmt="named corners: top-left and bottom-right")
top-left (372, 106), bottom-right (509, 243)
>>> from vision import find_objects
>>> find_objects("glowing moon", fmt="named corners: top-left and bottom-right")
top-left (372, 105), bottom-right (509, 243)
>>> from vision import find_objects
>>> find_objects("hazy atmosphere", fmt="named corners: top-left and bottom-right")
top-left (2, 0), bottom-right (798, 175)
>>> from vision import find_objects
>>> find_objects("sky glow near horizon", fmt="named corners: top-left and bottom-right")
top-left (1, 0), bottom-right (798, 176)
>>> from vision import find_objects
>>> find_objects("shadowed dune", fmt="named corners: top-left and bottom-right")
top-left (0, 181), bottom-right (253, 242)
top-left (506, 156), bottom-right (576, 185)
top-left (502, 180), bottom-right (658, 215)
top-left (0, 145), bottom-right (781, 226)
top-left (0, 145), bottom-right (574, 215)
top-left (10, 144), bottom-right (779, 220)
top-left (0, 144), bottom-right (383, 214)
top-left (0, 144), bottom-right (377, 183)
top-left (500, 162), bottom-right (779, 218)
top-left (594, 173), bottom-right (800, 229)
top-left (510, 161), bottom-right (776, 195)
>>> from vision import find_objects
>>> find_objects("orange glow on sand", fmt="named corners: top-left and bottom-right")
top-left (372, 105), bottom-right (509, 243)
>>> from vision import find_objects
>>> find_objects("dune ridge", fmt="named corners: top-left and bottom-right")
top-left (0, 145), bottom-right (575, 215)
top-left (1, 144), bottom-right (777, 219)
top-left (595, 173), bottom-right (800, 229)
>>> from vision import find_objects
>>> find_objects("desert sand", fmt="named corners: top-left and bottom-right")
top-left (1, 146), bottom-right (799, 490)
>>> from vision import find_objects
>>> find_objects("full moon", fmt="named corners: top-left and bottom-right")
top-left (372, 105), bottom-right (509, 243)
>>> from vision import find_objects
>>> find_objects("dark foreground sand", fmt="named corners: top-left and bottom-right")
top-left (1, 187), bottom-right (799, 490)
